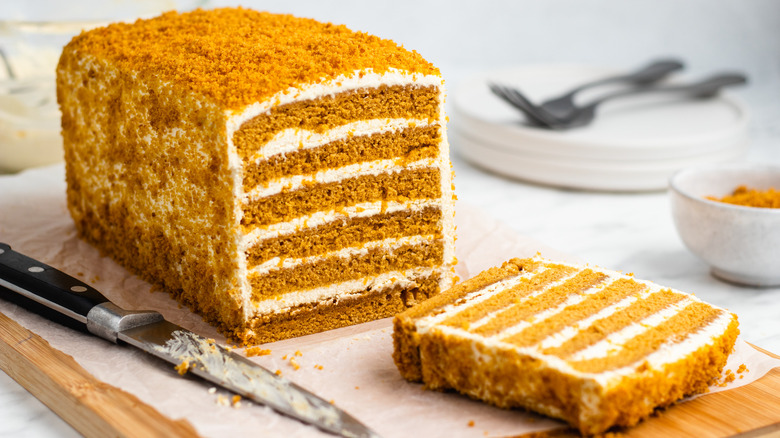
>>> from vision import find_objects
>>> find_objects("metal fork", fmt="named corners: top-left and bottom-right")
top-left (490, 73), bottom-right (747, 130)
top-left (539, 59), bottom-right (684, 118)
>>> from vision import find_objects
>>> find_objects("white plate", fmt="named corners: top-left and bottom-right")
top-left (451, 65), bottom-right (750, 190)
top-left (456, 129), bottom-right (748, 192)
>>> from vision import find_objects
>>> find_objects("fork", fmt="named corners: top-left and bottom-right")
top-left (539, 59), bottom-right (684, 118)
top-left (490, 73), bottom-right (747, 130)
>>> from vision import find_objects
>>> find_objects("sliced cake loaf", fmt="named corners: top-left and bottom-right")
top-left (57, 8), bottom-right (456, 344)
top-left (393, 257), bottom-right (739, 435)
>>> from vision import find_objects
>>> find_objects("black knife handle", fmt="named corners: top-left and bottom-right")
top-left (0, 242), bottom-right (108, 325)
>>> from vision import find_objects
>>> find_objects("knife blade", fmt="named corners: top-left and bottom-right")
top-left (0, 242), bottom-right (380, 438)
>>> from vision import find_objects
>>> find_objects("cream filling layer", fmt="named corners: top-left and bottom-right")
top-left (433, 85), bottom-right (456, 291)
top-left (249, 234), bottom-right (437, 277)
top-left (240, 198), bottom-right (441, 250)
top-left (416, 257), bottom-right (736, 386)
top-left (251, 266), bottom-right (441, 315)
top-left (245, 157), bottom-right (437, 202)
top-left (249, 118), bottom-right (436, 163)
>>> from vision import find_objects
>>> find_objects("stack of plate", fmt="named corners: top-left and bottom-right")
top-left (451, 65), bottom-right (750, 191)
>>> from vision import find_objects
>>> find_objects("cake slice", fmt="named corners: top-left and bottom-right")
top-left (393, 257), bottom-right (739, 435)
top-left (56, 8), bottom-right (456, 344)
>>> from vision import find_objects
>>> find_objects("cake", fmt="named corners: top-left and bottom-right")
top-left (56, 8), bottom-right (456, 344)
top-left (393, 257), bottom-right (739, 435)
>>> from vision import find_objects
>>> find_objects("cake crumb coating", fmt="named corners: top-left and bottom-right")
top-left (65, 7), bottom-right (439, 110)
top-left (58, 7), bottom-right (453, 345)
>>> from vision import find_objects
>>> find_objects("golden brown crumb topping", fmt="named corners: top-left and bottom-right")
top-left (707, 185), bottom-right (780, 208)
top-left (63, 7), bottom-right (439, 110)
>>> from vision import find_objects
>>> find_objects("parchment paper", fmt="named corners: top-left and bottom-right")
top-left (1, 164), bottom-right (778, 438)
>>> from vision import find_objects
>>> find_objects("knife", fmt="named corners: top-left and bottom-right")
top-left (0, 242), bottom-right (380, 438)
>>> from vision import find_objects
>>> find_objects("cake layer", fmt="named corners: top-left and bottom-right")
top-left (542, 288), bottom-right (686, 357)
top-left (243, 157), bottom-right (438, 201)
top-left (241, 199), bottom-right (440, 246)
top-left (568, 301), bottom-right (723, 373)
top-left (469, 269), bottom-right (608, 337)
top-left (245, 273), bottom-right (443, 344)
top-left (242, 167), bottom-right (441, 227)
top-left (250, 266), bottom-right (441, 314)
top-left (245, 206), bottom-right (442, 267)
top-left (502, 278), bottom-right (647, 348)
top-left (232, 84), bottom-right (440, 160)
top-left (393, 257), bottom-right (739, 435)
top-left (249, 237), bottom-right (443, 300)
top-left (441, 264), bottom-right (577, 329)
top-left (243, 124), bottom-right (440, 190)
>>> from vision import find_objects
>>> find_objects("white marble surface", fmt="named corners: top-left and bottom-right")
top-left (1, 0), bottom-right (779, 436)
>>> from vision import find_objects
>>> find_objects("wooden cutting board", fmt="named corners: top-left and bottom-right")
top-left (0, 311), bottom-right (199, 438)
top-left (1, 308), bottom-right (778, 438)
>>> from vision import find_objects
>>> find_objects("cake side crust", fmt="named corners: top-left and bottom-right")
top-left (586, 315), bottom-right (739, 434)
top-left (57, 51), bottom-right (245, 331)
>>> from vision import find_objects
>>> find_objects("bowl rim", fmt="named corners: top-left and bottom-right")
top-left (669, 163), bottom-right (780, 215)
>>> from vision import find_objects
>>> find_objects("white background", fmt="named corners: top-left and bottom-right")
top-left (1, 1), bottom-right (779, 436)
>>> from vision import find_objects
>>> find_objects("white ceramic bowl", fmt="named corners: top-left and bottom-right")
top-left (670, 164), bottom-right (780, 287)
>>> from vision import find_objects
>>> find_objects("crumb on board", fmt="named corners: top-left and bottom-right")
top-left (718, 369), bottom-right (736, 387)
top-left (208, 387), bottom-right (217, 394)
top-left (232, 395), bottom-right (242, 408)
top-left (315, 364), bottom-right (324, 370)
top-left (467, 420), bottom-right (475, 427)
top-left (245, 346), bottom-right (272, 357)
top-left (275, 369), bottom-right (282, 376)
top-left (289, 357), bottom-right (301, 370)
top-left (737, 363), bottom-right (749, 374)
top-left (294, 350), bottom-right (302, 357)
top-left (175, 360), bottom-right (190, 375)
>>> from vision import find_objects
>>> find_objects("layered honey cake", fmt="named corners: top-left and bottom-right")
top-left (393, 257), bottom-right (739, 435)
top-left (57, 8), bottom-right (456, 344)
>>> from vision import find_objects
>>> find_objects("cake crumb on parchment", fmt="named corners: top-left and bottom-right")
top-left (175, 360), bottom-right (190, 375)
top-left (245, 346), bottom-right (272, 357)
